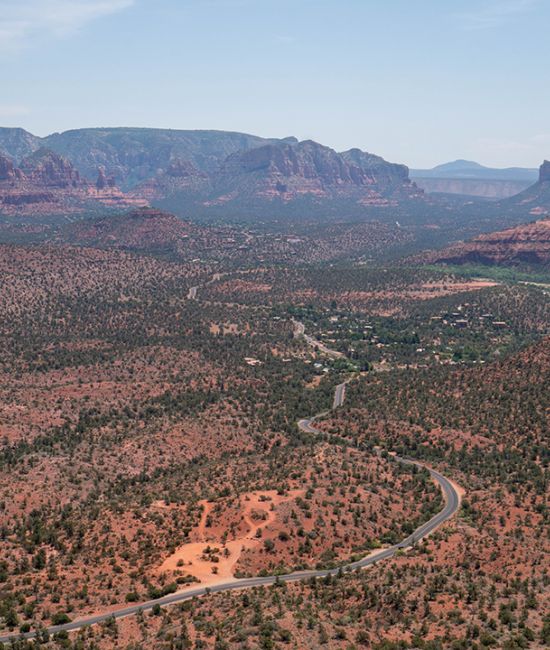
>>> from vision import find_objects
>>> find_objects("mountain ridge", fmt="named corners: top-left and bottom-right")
top-left (0, 127), bottom-right (422, 221)
top-left (412, 158), bottom-right (538, 180)
top-left (411, 159), bottom-right (538, 199)
top-left (0, 127), bottom-right (293, 188)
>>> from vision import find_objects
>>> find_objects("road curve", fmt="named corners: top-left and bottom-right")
top-left (292, 319), bottom-right (345, 359)
top-left (0, 341), bottom-right (461, 644)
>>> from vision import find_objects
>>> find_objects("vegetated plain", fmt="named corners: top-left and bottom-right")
top-left (0, 232), bottom-right (548, 649)
top-left (0, 129), bottom-right (549, 649)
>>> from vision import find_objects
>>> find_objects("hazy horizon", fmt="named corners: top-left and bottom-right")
top-left (1, 0), bottom-right (549, 168)
top-left (2, 123), bottom-right (547, 172)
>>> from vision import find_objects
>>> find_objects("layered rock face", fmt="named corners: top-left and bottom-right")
top-left (0, 154), bottom-right (17, 181)
top-left (20, 128), bottom-right (279, 187)
top-left (19, 149), bottom-right (85, 188)
top-left (0, 149), bottom-right (145, 217)
top-left (207, 140), bottom-right (420, 207)
top-left (417, 218), bottom-right (550, 267)
top-left (341, 148), bottom-right (409, 186)
top-left (413, 178), bottom-right (532, 199)
top-left (224, 141), bottom-right (357, 182)
top-left (129, 157), bottom-right (209, 201)
top-left (222, 140), bottom-right (408, 189)
top-left (410, 159), bottom-right (538, 199)
top-left (130, 139), bottom-right (414, 209)
top-left (1, 127), bottom-right (425, 219)
top-left (499, 160), bottom-right (550, 217)
top-left (96, 167), bottom-right (117, 190)
top-left (539, 160), bottom-right (550, 183)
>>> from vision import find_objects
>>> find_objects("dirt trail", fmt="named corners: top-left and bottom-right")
top-left (193, 499), bottom-right (213, 541)
top-left (158, 489), bottom-right (303, 588)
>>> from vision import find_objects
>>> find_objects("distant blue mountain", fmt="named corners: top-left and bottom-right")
top-left (412, 159), bottom-right (538, 182)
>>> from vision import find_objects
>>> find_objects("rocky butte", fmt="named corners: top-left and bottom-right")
top-left (155, 138), bottom-right (426, 219)
top-left (205, 139), bottom-right (419, 203)
top-left (539, 160), bottom-right (550, 183)
top-left (0, 149), bottom-right (145, 217)
top-left (499, 160), bottom-right (550, 218)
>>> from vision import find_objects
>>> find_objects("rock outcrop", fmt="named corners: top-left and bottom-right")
top-left (415, 218), bottom-right (550, 268)
top-left (0, 154), bottom-right (16, 181)
top-left (539, 160), bottom-right (550, 183)
top-left (129, 157), bottom-right (209, 201)
top-left (222, 140), bottom-right (409, 191)
top-left (19, 149), bottom-right (85, 188)
top-left (1, 127), bottom-right (429, 220)
top-left (498, 160), bottom-right (550, 217)
top-left (341, 148), bottom-right (410, 186)
top-left (202, 139), bottom-right (421, 209)
top-left (95, 167), bottom-right (117, 191)
top-left (166, 158), bottom-right (202, 178)
top-left (0, 150), bottom-right (146, 217)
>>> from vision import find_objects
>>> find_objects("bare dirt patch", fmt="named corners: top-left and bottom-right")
top-left (158, 489), bottom-right (303, 587)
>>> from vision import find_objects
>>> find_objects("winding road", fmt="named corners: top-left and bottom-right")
top-left (292, 319), bottom-right (345, 359)
top-left (0, 325), bottom-right (461, 644)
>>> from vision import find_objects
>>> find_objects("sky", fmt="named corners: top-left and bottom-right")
top-left (0, 0), bottom-right (549, 168)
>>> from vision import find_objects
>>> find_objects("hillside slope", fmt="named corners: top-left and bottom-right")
top-left (414, 217), bottom-right (550, 268)
top-left (0, 127), bottom-right (289, 189)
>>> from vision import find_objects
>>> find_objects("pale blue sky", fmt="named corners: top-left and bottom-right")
top-left (0, 0), bottom-right (549, 167)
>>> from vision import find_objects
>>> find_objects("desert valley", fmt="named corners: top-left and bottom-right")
top-left (1, 2), bottom-right (549, 649)
top-left (0, 125), bottom-right (548, 650)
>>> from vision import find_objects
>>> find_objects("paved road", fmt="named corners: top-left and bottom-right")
top-left (332, 377), bottom-right (349, 408)
top-left (0, 336), bottom-right (461, 644)
top-left (187, 273), bottom-right (223, 301)
top-left (292, 319), bottom-right (345, 359)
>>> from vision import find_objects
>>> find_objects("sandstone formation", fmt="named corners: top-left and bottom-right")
top-left (0, 149), bottom-right (145, 217)
top-left (416, 218), bottom-right (550, 268)
top-left (0, 127), bottom-right (426, 220)
top-left (0, 154), bottom-right (16, 181)
top-left (539, 160), bottom-right (550, 183)
top-left (198, 139), bottom-right (423, 210)
top-left (498, 160), bottom-right (550, 217)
